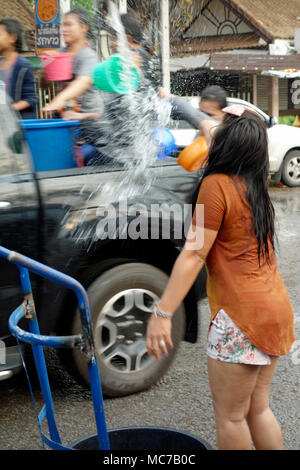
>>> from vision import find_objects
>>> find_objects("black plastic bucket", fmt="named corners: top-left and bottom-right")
top-left (72, 426), bottom-right (212, 451)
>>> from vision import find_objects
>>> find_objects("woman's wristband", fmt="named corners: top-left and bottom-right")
top-left (153, 303), bottom-right (173, 319)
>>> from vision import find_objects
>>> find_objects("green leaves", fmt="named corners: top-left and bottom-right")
top-left (71, 0), bottom-right (94, 14)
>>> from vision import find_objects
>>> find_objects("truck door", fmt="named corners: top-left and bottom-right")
top-left (0, 102), bottom-right (40, 351)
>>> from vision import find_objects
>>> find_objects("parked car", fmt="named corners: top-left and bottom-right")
top-left (169, 97), bottom-right (300, 187)
top-left (0, 97), bottom-right (206, 397)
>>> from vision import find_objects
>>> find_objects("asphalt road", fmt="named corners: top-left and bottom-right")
top-left (0, 186), bottom-right (299, 451)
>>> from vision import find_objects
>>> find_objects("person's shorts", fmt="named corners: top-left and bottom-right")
top-left (206, 309), bottom-right (272, 365)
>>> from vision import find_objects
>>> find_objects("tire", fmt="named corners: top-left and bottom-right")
top-left (71, 263), bottom-right (185, 397)
top-left (281, 150), bottom-right (300, 187)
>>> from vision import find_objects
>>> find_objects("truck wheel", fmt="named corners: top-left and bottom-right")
top-left (71, 263), bottom-right (185, 397)
top-left (281, 150), bottom-right (300, 187)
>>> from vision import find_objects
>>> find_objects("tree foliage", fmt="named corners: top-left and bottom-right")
top-left (70, 0), bottom-right (93, 13)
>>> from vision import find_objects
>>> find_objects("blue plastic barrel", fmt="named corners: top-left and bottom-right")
top-left (20, 119), bottom-right (80, 171)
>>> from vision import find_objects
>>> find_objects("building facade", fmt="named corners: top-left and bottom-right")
top-left (169, 0), bottom-right (300, 118)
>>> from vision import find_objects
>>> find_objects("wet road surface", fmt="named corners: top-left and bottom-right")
top-left (0, 186), bottom-right (299, 450)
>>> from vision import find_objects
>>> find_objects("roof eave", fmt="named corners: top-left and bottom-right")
top-left (220, 0), bottom-right (274, 43)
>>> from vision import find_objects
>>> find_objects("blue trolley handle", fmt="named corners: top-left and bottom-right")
top-left (1, 246), bottom-right (110, 451)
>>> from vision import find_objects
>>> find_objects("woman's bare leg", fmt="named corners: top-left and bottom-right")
top-left (207, 357), bottom-right (261, 450)
top-left (246, 357), bottom-right (283, 450)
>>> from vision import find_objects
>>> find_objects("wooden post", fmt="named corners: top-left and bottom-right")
top-left (119, 0), bottom-right (127, 14)
top-left (252, 74), bottom-right (257, 106)
top-left (268, 76), bottom-right (279, 119)
top-left (287, 78), bottom-right (295, 113)
top-left (61, 0), bottom-right (70, 14)
top-left (160, 0), bottom-right (170, 93)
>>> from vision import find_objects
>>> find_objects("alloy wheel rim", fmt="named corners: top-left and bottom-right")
top-left (94, 289), bottom-right (159, 373)
top-left (287, 156), bottom-right (300, 182)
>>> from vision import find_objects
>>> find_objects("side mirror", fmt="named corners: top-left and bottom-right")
top-left (269, 116), bottom-right (278, 127)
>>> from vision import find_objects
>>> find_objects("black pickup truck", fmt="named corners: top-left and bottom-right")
top-left (0, 100), bottom-right (206, 397)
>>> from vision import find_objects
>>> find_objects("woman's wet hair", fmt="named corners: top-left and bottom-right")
top-left (0, 19), bottom-right (23, 52)
top-left (203, 110), bottom-right (276, 264)
top-left (110, 13), bottom-right (153, 55)
top-left (120, 13), bottom-right (144, 44)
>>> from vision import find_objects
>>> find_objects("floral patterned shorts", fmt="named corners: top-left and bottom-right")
top-left (206, 309), bottom-right (272, 365)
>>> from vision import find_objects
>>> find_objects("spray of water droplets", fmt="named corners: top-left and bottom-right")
top-left (62, 2), bottom-right (174, 248)
top-left (84, 1), bottom-right (172, 201)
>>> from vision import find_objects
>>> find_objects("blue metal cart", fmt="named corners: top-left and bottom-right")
top-left (2, 245), bottom-right (211, 451)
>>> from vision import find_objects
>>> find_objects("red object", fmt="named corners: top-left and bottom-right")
top-left (40, 52), bottom-right (72, 81)
top-left (73, 146), bottom-right (85, 167)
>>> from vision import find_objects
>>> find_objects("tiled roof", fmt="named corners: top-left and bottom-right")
top-left (170, 0), bottom-right (300, 57)
top-left (171, 33), bottom-right (263, 57)
top-left (225, 0), bottom-right (300, 40)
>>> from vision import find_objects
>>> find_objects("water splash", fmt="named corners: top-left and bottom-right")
top-left (90, 1), bottom-right (172, 201)
top-left (62, 2), bottom-right (173, 246)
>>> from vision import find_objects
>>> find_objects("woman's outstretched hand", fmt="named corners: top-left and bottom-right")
top-left (146, 314), bottom-right (173, 361)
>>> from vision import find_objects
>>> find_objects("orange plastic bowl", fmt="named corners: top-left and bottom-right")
top-left (177, 135), bottom-right (208, 172)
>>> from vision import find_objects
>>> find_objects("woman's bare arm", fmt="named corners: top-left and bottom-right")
top-left (42, 75), bottom-right (92, 112)
top-left (146, 227), bottom-right (218, 360)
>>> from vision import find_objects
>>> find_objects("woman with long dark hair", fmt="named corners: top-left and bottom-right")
top-left (146, 105), bottom-right (295, 450)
